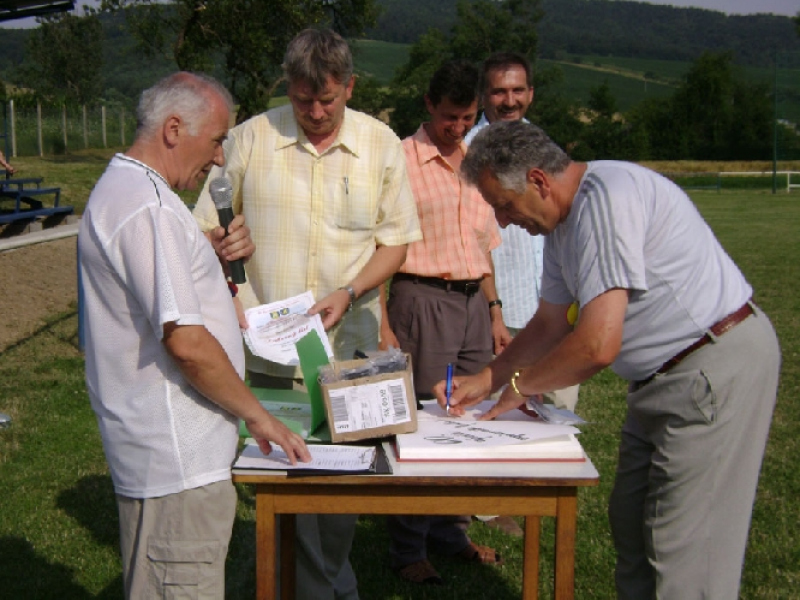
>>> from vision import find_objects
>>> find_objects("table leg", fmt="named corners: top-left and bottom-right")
top-left (280, 515), bottom-right (296, 600)
top-left (522, 516), bottom-right (541, 600)
top-left (554, 490), bottom-right (578, 600)
top-left (255, 486), bottom-right (277, 600)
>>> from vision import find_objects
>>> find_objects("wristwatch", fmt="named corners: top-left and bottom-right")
top-left (339, 284), bottom-right (357, 311)
top-left (488, 299), bottom-right (503, 309)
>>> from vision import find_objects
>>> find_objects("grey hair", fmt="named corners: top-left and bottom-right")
top-left (462, 121), bottom-right (570, 193)
top-left (282, 28), bottom-right (353, 93)
top-left (135, 72), bottom-right (234, 138)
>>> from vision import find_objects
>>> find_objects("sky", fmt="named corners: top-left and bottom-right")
top-left (2, 0), bottom-right (797, 29)
top-left (642, 0), bottom-right (797, 16)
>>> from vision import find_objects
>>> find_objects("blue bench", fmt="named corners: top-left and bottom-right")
top-left (0, 173), bottom-right (73, 225)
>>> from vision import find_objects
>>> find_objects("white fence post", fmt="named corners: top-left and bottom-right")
top-left (101, 105), bottom-right (107, 148)
top-left (9, 100), bottom-right (16, 157)
top-left (62, 104), bottom-right (68, 151)
top-left (83, 104), bottom-right (88, 149)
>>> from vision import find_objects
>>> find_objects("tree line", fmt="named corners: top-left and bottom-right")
top-left (1, 0), bottom-right (797, 161)
top-left (371, 0), bottom-right (800, 69)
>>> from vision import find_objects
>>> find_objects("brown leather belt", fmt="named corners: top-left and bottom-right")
top-left (636, 300), bottom-right (754, 388)
top-left (393, 273), bottom-right (482, 296)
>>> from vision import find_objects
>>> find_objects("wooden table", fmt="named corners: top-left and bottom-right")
top-left (233, 442), bottom-right (598, 599)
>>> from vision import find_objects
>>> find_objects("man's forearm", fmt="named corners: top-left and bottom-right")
top-left (348, 244), bottom-right (408, 298)
top-left (491, 290), bottom-right (628, 394)
top-left (162, 323), bottom-right (266, 422)
top-left (162, 322), bottom-right (310, 464)
top-left (488, 300), bottom-right (574, 390)
top-left (492, 330), bottom-right (605, 396)
top-left (480, 272), bottom-right (503, 315)
top-left (480, 253), bottom-right (501, 304)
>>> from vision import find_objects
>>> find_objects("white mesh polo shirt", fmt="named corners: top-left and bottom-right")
top-left (79, 154), bottom-right (242, 498)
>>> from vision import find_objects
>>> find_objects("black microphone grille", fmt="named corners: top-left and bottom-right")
top-left (209, 177), bottom-right (233, 209)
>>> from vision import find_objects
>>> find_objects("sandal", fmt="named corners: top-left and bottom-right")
top-left (396, 559), bottom-right (444, 585)
top-left (456, 541), bottom-right (503, 565)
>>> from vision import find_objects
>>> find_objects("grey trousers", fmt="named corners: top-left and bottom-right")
top-left (117, 480), bottom-right (237, 600)
top-left (386, 515), bottom-right (472, 569)
top-left (387, 277), bottom-right (494, 398)
top-left (293, 514), bottom-right (359, 600)
top-left (386, 277), bottom-right (493, 567)
top-left (609, 305), bottom-right (780, 600)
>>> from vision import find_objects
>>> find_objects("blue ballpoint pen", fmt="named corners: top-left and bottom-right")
top-left (445, 363), bottom-right (454, 415)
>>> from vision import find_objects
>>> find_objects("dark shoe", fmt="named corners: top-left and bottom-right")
top-left (396, 559), bottom-right (444, 585)
top-left (456, 541), bottom-right (503, 565)
top-left (483, 515), bottom-right (524, 537)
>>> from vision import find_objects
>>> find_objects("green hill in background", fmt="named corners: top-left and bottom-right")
top-left (0, 11), bottom-right (177, 102)
top-left (351, 39), bottom-right (410, 84)
top-left (370, 0), bottom-right (800, 69)
top-left (539, 58), bottom-right (676, 112)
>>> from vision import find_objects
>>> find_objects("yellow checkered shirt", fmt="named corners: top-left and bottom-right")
top-left (194, 105), bottom-right (421, 377)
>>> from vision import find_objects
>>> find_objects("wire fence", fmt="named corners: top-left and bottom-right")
top-left (2, 100), bottom-right (136, 157)
top-left (3, 100), bottom-right (798, 197)
top-left (663, 171), bottom-right (800, 193)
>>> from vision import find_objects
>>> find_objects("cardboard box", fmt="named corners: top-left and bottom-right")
top-left (321, 353), bottom-right (418, 443)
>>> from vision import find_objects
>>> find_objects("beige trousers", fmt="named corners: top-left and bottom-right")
top-left (117, 479), bottom-right (237, 600)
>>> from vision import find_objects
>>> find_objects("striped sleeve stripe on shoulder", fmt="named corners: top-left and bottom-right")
top-left (583, 174), bottom-right (630, 289)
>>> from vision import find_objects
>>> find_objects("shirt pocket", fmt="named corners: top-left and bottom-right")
top-left (473, 224), bottom-right (493, 254)
top-left (324, 173), bottom-right (378, 231)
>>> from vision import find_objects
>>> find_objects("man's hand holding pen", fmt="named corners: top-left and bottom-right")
top-left (432, 368), bottom-right (493, 417)
top-left (433, 366), bottom-right (538, 421)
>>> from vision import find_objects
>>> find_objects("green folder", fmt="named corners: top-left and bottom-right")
top-left (239, 329), bottom-right (331, 440)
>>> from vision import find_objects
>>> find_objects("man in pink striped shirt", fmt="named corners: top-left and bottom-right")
top-left (382, 59), bottom-right (509, 586)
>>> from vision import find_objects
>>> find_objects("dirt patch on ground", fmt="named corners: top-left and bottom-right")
top-left (0, 235), bottom-right (78, 350)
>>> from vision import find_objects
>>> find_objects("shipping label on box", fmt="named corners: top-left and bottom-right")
top-left (321, 354), bottom-right (418, 443)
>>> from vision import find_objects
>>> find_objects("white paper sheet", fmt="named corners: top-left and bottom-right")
top-left (242, 291), bottom-right (334, 365)
top-left (414, 407), bottom-right (579, 447)
top-left (394, 400), bottom-right (583, 461)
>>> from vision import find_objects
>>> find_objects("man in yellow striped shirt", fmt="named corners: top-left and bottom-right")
top-left (194, 28), bottom-right (421, 600)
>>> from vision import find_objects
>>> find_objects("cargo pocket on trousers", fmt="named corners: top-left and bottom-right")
top-left (147, 539), bottom-right (220, 600)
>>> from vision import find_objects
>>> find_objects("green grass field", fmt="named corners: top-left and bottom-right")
top-left (5, 150), bottom-right (797, 216)
top-left (0, 156), bottom-right (798, 598)
top-left (566, 55), bottom-right (691, 84)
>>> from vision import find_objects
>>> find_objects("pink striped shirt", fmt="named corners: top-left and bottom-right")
top-left (400, 125), bottom-right (500, 279)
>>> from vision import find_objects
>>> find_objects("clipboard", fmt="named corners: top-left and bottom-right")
top-left (235, 440), bottom-right (393, 476)
top-left (286, 443), bottom-right (393, 477)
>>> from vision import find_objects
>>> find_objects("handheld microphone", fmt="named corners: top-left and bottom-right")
top-left (209, 176), bottom-right (246, 284)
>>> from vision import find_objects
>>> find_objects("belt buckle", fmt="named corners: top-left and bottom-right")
top-left (463, 281), bottom-right (480, 296)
